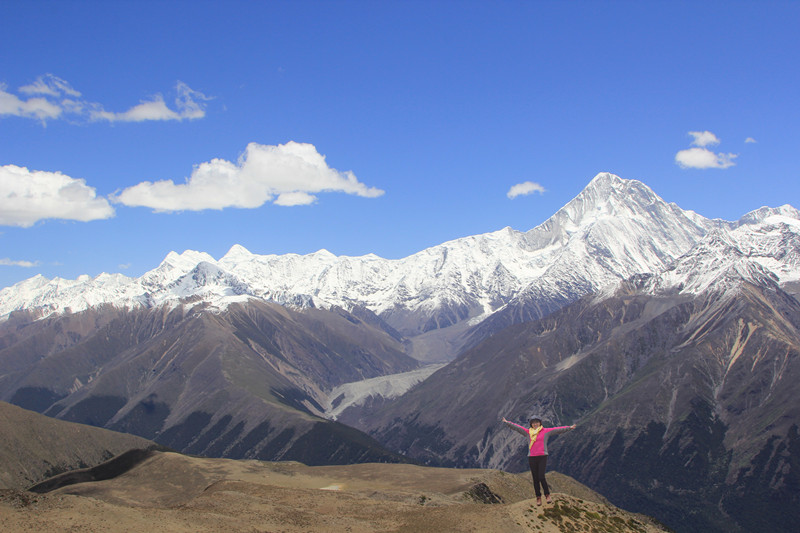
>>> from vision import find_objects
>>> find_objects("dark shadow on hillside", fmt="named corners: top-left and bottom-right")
top-left (27, 445), bottom-right (170, 494)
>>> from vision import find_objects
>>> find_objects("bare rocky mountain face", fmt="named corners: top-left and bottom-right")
top-left (346, 230), bottom-right (800, 533)
top-left (0, 301), bottom-right (415, 465)
top-left (1, 173), bottom-right (799, 532)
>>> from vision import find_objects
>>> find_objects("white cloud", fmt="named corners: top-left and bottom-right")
top-left (0, 258), bottom-right (39, 267)
top-left (0, 75), bottom-right (209, 124)
top-left (507, 181), bottom-right (546, 199)
top-left (675, 147), bottom-right (737, 169)
top-left (0, 164), bottom-right (115, 227)
top-left (90, 82), bottom-right (209, 122)
top-left (112, 141), bottom-right (384, 211)
top-left (19, 74), bottom-right (82, 98)
top-left (745, 137), bottom-right (757, 143)
top-left (675, 131), bottom-right (737, 169)
top-left (688, 130), bottom-right (721, 147)
top-left (0, 83), bottom-right (63, 121)
top-left (274, 191), bottom-right (318, 206)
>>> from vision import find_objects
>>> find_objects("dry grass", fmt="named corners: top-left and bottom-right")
top-left (1, 451), bottom-right (668, 533)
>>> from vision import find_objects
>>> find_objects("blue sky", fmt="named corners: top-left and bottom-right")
top-left (1, 0), bottom-right (798, 290)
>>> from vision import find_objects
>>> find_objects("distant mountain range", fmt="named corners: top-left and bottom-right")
top-left (3, 173), bottom-right (797, 358)
top-left (1, 172), bottom-right (799, 532)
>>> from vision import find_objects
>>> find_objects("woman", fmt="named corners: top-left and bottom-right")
top-left (502, 416), bottom-right (576, 505)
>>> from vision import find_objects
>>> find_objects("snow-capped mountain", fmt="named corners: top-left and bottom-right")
top-left (590, 204), bottom-right (800, 300)
top-left (465, 174), bottom-right (726, 334)
top-left (2, 173), bottom-right (798, 351)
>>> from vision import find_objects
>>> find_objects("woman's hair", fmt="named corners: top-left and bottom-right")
top-left (529, 417), bottom-right (542, 425)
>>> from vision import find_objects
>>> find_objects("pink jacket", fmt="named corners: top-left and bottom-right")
top-left (504, 420), bottom-right (573, 456)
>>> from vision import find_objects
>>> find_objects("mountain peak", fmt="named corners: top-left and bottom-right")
top-left (588, 171), bottom-right (625, 187)
top-left (161, 249), bottom-right (217, 269)
top-left (738, 205), bottom-right (800, 227)
top-left (311, 249), bottom-right (336, 258)
top-left (584, 172), bottom-right (653, 200)
top-left (222, 244), bottom-right (254, 260)
top-left (545, 173), bottom-right (666, 234)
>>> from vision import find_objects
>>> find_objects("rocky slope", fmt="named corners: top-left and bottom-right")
top-left (346, 232), bottom-right (800, 532)
top-left (0, 302), bottom-right (415, 465)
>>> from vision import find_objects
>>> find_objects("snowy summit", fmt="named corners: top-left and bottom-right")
top-left (1, 174), bottom-right (799, 340)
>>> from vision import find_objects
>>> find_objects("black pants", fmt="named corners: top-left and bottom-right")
top-left (528, 455), bottom-right (549, 497)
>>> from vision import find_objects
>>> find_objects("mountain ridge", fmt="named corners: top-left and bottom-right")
top-left (2, 448), bottom-right (669, 533)
top-left (4, 172), bottom-right (797, 362)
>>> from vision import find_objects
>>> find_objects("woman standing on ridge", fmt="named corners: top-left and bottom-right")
top-left (502, 416), bottom-right (576, 506)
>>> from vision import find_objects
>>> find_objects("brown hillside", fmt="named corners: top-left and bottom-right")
top-left (1, 450), bottom-right (667, 532)
top-left (0, 401), bottom-right (156, 490)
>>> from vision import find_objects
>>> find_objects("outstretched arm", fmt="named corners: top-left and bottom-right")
top-left (501, 417), bottom-right (529, 436)
top-left (548, 424), bottom-right (577, 436)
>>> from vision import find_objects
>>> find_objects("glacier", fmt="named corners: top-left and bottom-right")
top-left (323, 364), bottom-right (446, 420)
